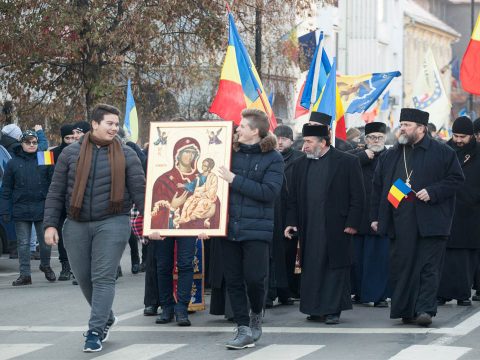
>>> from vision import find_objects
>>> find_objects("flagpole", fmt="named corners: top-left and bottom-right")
top-left (469, 0), bottom-right (474, 116)
top-left (310, 31), bottom-right (324, 112)
top-left (257, 88), bottom-right (274, 129)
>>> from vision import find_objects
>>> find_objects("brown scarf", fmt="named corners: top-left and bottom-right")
top-left (69, 131), bottom-right (126, 220)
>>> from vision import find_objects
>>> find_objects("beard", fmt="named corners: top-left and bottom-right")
top-left (398, 133), bottom-right (415, 145)
top-left (368, 144), bottom-right (385, 153)
top-left (305, 147), bottom-right (322, 159)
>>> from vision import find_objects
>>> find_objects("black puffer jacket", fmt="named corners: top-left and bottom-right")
top-left (227, 134), bottom-right (284, 242)
top-left (43, 137), bottom-right (146, 229)
top-left (0, 147), bottom-right (54, 221)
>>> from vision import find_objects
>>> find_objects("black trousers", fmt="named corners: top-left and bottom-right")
top-left (57, 214), bottom-right (68, 263)
top-left (143, 241), bottom-right (159, 307)
top-left (223, 239), bottom-right (269, 327)
top-left (128, 230), bottom-right (140, 265)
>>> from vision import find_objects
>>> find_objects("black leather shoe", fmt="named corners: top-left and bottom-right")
top-left (144, 306), bottom-right (159, 316)
top-left (457, 299), bottom-right (472, 306)
top-left (401, 317), bottom-right (415, 324)
top-left (39, 265), bottom-right (56, 282)
top-left (12, 275), bottom-right (32, 286)
top-left (437, 297), bottom-right (448, 306)
top-left (279, 297), bottom-right (295, 305)
top-left (307, 315), bottom-right (325, 322)
top-left (325, 314), bottom-right (340, 325)
top-left (416, 313), bottom-right (432, 327)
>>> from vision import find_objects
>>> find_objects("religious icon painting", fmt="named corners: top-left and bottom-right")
top-left (143, 121), bottom-right (233, 237)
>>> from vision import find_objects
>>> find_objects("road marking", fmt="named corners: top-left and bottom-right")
top-left (237, 345), bottom-right (324, 360)
top-left (0, 325), bottom-right (434, 334)
top-left (0, 344), bottom-right (52, 360)
top-left (117, 308), bottom-right (144, 322)
top-left (389, 345), bottom-right (471, 360)
top-left (0, 273), bottom-right (18, 277)
top-left (93, 344), bottom-right (186, 360)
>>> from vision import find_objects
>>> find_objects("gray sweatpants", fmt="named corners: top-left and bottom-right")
top-left (63, 216), bottom-right (130, 334)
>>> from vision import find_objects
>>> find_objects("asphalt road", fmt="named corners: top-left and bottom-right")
top-left (1, 248), bottom-right (480, 360)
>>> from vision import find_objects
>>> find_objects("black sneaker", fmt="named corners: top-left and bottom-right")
top-left (156, 306), bottom-right (174, 324)
top-left (58, 262), bottom-right (72, 281)
top-left (12, 275), bottom-right (32, 286)
top-left (175, 308), bottom-right (191, 327)
top-left (101, 316), bottom-right (118, 343)
top-left (39, 265), bottom-right (56, 282)
top-left (472, 291), bottom-right (480, 301)
top-left (374, 300), bottom-right (389, 308)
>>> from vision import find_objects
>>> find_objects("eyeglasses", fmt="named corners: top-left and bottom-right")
top-left (365, 135), bottom-right (385, 142)
top-left (23, 141), bottom-right (38, 146)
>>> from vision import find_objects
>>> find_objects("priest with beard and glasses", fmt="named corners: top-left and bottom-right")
top-left (348, 122), bottom-right (390, 308)
top-left (371, 108), bottom-right (464, 327)
top-left (285, 123), bottom-right (365, 325)
top-left (438, 116), bottom-right (480, 306)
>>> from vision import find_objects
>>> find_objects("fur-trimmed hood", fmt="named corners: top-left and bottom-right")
top-left (233, 132), bottom-right (277, 153)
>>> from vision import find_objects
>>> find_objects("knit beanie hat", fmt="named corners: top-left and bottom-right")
top-left (60, 124), bottom-right (74, 138)
top-left (452, 116), bottom-right (474, 135)
top-left (2, 124), bottom-right (22, 140)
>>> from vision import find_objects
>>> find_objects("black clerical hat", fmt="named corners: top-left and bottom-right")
top-left (452, 116), bottom-right (474, 135)
top-left (309, 111), bottom-right (332, 126)
top-left (302, 124), bottom-right (329, 137)
top-left (365, 122), bottom-right (387, 135)
top-left (399, 108), bottom-right (429, 126)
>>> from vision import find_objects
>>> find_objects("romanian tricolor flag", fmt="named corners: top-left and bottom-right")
top-left (461, 14), bottom-right (480, 95)
top-left (210, 13), bottom-right (277, 129)
top-left (124, 79), bottom-right (139, 143)
top-left (312, 57), bottom-right (347, 141)
top-left (37, 151), bottom-right (54, 166)
top-left (387, 178), bottom-right (412, 209)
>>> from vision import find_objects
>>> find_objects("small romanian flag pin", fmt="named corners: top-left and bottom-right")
top-left (387, 178), bottom-right (412, 208)
top-left (37, 151), bottom-right (55, 166)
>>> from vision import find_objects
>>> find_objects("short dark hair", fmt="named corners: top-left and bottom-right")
top-left (318, 135), bottom-right (331, 147)
top-left (91, 104), bottom-right (121, 123)
top-left (241, 109), bottom-right (269, 138)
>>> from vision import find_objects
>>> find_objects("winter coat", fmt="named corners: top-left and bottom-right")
top-left (348, 147), bottom-right (387, 235)
top-left (371, 135), bottom-right (464, 238)
top-left (447, 139), bottom-right (480, 249)
top-left (43, 136), bottom-right (146, 229)
top-left (0, 147), bottom-right (54, 221)
top-left (227, 134), bottom-right (284, 242)
top-left (286, 147), bottom-right (365, 269)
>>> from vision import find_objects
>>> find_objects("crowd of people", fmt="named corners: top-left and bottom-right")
top-left (1, 104), bottom-right (480, 353)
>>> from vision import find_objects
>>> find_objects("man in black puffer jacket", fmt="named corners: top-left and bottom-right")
top-left (0, 130), bottom-right (56, 286)
top-left (218, 109), bottom-right (284, 350)
top-left (44, 104), bottom-right (145, 353)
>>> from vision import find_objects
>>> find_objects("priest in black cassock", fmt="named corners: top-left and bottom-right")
top-left (371, 108), bottom-right (464, 327)
top-left (438, 116), bottom-right (480, 306)
top-left (285, 121), bottom-right (365, 324)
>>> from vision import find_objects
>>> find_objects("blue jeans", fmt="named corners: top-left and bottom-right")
top-left (15, 221), bottom-right (51, 276)
top-left (155, 237), bottom-right (196, 309)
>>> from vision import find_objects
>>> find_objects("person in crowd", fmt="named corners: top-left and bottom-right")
top-left (371, 108), bottom-right (464, 327)
top-left (438, 116), bottom-right (480, 306)
top-left (346, 127), bottom-right (362, 149)
top-left (266, 125), bottom-right (304, 307)
top-left (216, 109), bottom-right (283, 349)
top-left (473, 118), bottom-right (480, 301)
top-left (308, 111), bottom-right (353, 151)
top-left (427, 123), bottom-right (438, 139)
top-left (0, 130), bottom-right (56, 286)
top-left (50, 124), bottom-right (75, 281)
top-left (474, 118), bottom-right (480, 143)
top-left (0, 124), bottom-right (22, 155)
top-left (348, 122), bottom-right (389, 307)
top-left (44, 104), bottom-right (145, 352)
top-left (72, 121), bottom-right (91, 141)
top-left (285, 123), bottom-right (364, 325)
